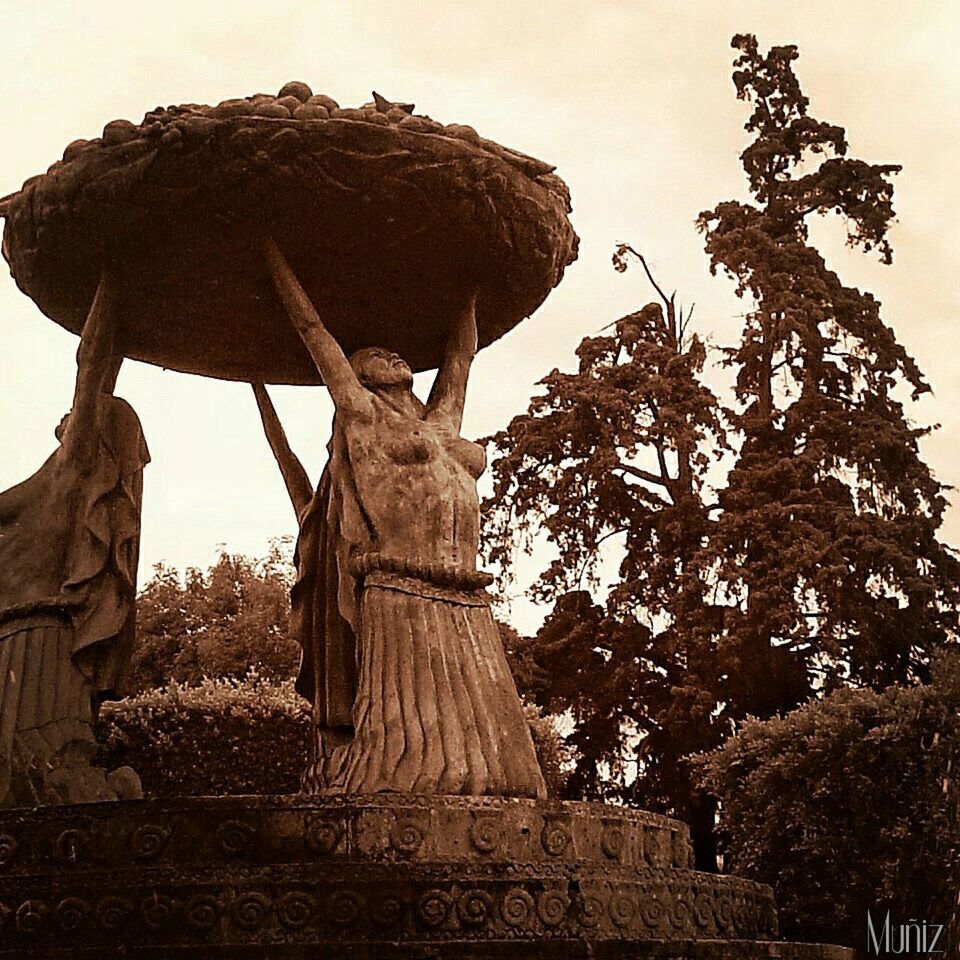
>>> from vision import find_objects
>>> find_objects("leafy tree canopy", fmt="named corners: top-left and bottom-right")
top-left (129, 539), bottom-right (299, 691)
top-left (696, 33), bottom-right (958, 702)
top-left (482, 34), bottom-right (959, 866)
top-left (696, 651), bottom-right (960, 949)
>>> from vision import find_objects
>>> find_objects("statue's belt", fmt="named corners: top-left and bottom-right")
top-left (0, 597), bottom-right (80, 637)
top-left (348, 553), bottom-right (495, 607)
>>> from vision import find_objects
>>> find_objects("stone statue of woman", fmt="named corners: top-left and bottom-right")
top-left (0, 272), bottom-right (149, 806)
top-left (254, 239), bottom-right (546, 798)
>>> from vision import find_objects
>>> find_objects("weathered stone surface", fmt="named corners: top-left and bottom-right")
top-left (0, 274), bottom-right (148, 808)
top-left (0, 941), bottom-right (861, 960)
top-left (0, 795), bottom-right (696, 873)
top-left (0, 795), bottom-right (858, 959)
top-left (256, 255), bottom-right (546, 799)
top-left (105, 766), bottom-right (143, 801)
top-left (0, 87), bottom-right (578, 384)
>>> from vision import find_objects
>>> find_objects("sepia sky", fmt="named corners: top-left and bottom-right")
top-left (1, 1), bottom-right (958, 632)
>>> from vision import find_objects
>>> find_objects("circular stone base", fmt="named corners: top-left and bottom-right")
top-left (0, 795), bottom-right (853, 958)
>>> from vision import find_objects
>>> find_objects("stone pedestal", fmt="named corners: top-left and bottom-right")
top-left (0, 795), bottom-right (852, 958)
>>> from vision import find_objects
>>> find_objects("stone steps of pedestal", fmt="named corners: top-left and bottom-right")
top-left (0, 796), bottom-right (850, 958)
top-left (0, 937), bottom-right (858, 959)
top-left (0, 795), bottom-right (694, 874)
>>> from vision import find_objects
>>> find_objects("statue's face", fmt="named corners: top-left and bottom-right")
top-left (351, 347), bottom-right (414, 388)
top-left (55, 412), bottom-right (71, 441)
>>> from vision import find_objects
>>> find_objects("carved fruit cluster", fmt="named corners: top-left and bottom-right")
top-left (44, 82), bottom-right (556, 189)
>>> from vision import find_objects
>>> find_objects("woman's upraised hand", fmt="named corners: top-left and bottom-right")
top-left (263, 238), bottom-right (370, 419)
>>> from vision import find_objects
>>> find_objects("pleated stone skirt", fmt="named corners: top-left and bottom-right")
top-left (321, 571), bottom-right (546, 799)
top-left (0, 613), bottom-right (94, 802)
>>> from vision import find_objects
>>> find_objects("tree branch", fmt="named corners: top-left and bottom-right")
top-left (619, 244), bottom-right (671, 310)
top-left (614, 462), bottom-right (673, 489)
top-left (680, 303), bottom-right (696, 344)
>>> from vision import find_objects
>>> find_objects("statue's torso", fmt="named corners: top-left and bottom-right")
top-left (344, 404), bottom-right (485, 572)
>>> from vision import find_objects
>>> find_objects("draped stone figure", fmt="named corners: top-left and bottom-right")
top-left (0, 273), bottom-right (148, 806)
top-left (254, 239), bottom-right (546, 798)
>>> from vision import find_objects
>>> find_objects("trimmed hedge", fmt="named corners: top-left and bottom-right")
top-left (97, 672), bottom-right (570, 798)
top-left (696, 654), bottom-right (960, 950)
top-left (97, 672), bottom-right (311, 796)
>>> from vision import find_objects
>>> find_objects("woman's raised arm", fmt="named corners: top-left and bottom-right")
top-left (251, 383), bottom-right (313, 519)
top-left (61, 269), bottom-right (121, 457)
top-left (263, 239), bottom-right (370, 419)
top-left (426, 289), bottom-right (478, 431)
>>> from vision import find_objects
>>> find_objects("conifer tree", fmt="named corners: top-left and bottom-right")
top-left (694, 34), bottom-right (958, 715)
top-left (485, 35), bottom-right (959, 865)
top-left (484, 251), bottom-right (728, 863)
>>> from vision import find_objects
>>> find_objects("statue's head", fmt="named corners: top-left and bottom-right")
top-left (349, 347), bottom-right (414, 389)
top-left (55, 412), bottom-right (71, 441)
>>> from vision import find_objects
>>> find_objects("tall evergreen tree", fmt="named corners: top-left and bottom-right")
top-left (485, 35), bottom-right (958, 865)
top-left (484, 251), bottom-right (729, 863)
top-left (694, 34), bottom-right (958, 716)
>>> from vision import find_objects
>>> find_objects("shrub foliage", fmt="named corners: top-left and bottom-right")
top-left (129, 541), bottom-right (299, 692)
top-left (97, 673), bottom-right (311, 796)
top-left (98, 673), bottom-right (571, 799)
top-left (696, 654), bottom-right (960, 949)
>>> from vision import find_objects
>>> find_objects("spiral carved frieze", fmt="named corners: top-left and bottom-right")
top-left (501, 888), bottom-right (534, 928)
top-left (95, 896), bottom-right (132, 932)
top-left (184, 894), bottom-right (220, 931)
top-left (231, 892), bottom-right (269, 932)
top-left (216, 819), bottom-right (255, 856)
top-left (305, 818), bottom-right (342, 855)
top-left (536, 890), bottom-right (569, 928)
top-left (140, 894), bottom-right (174, 931)
top-left (416, 889), bottom-right (452, 928)
top-left (0, 835), bottom-right (16, 868)
top-left (469, 814), bottom-right (502, 854)
top-left (56, 828), bottom-right (87, 863)
top-left (370, 892), bottom-right (405, 927)
top-left (0, 795), bottom-right (695, 874)
top-left (600, 823), bottom-right (625, 860)
top-left (0, 877), bottom-right (784, 949)
top-left (328, 890), bottom-right (364, 927)
top-left (276, 891), bottom-right (315, 931)
top-left (608, 891), bottom-right (636, 929)
top-left (457, 889), bottom-right (493, 927)
top-left (15, 899), bottom-right (45, 934)
top-left (539, 820), bottom-right (571, 857)
top-left (641, 893), bottom-right (666, 930)
top-left (131, 823), bottom-right (171, 860)
top-left (55, 897), bottom-right (87, 932)
top-left (0, 795), bottom-right (800, 956)
top-left (389, 818), bottom-right (425, 856)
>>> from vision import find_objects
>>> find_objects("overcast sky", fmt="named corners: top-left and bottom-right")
top-left (1, 1), bottom-right (958, 633)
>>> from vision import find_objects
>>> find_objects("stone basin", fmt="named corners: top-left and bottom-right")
top-left (0, 795), bottom-right (853, 958)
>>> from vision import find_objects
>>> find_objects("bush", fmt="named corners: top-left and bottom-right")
top-left (696, 653), bottom-right (960, 949)
top-left (97, 672), bottom-right (311, 796)
top-left (98, 672), bottom-right (573, 799)
top-left (129, 542), bottom-right (300, 692)
top-left (524, 702), bottom-right (573, 797)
